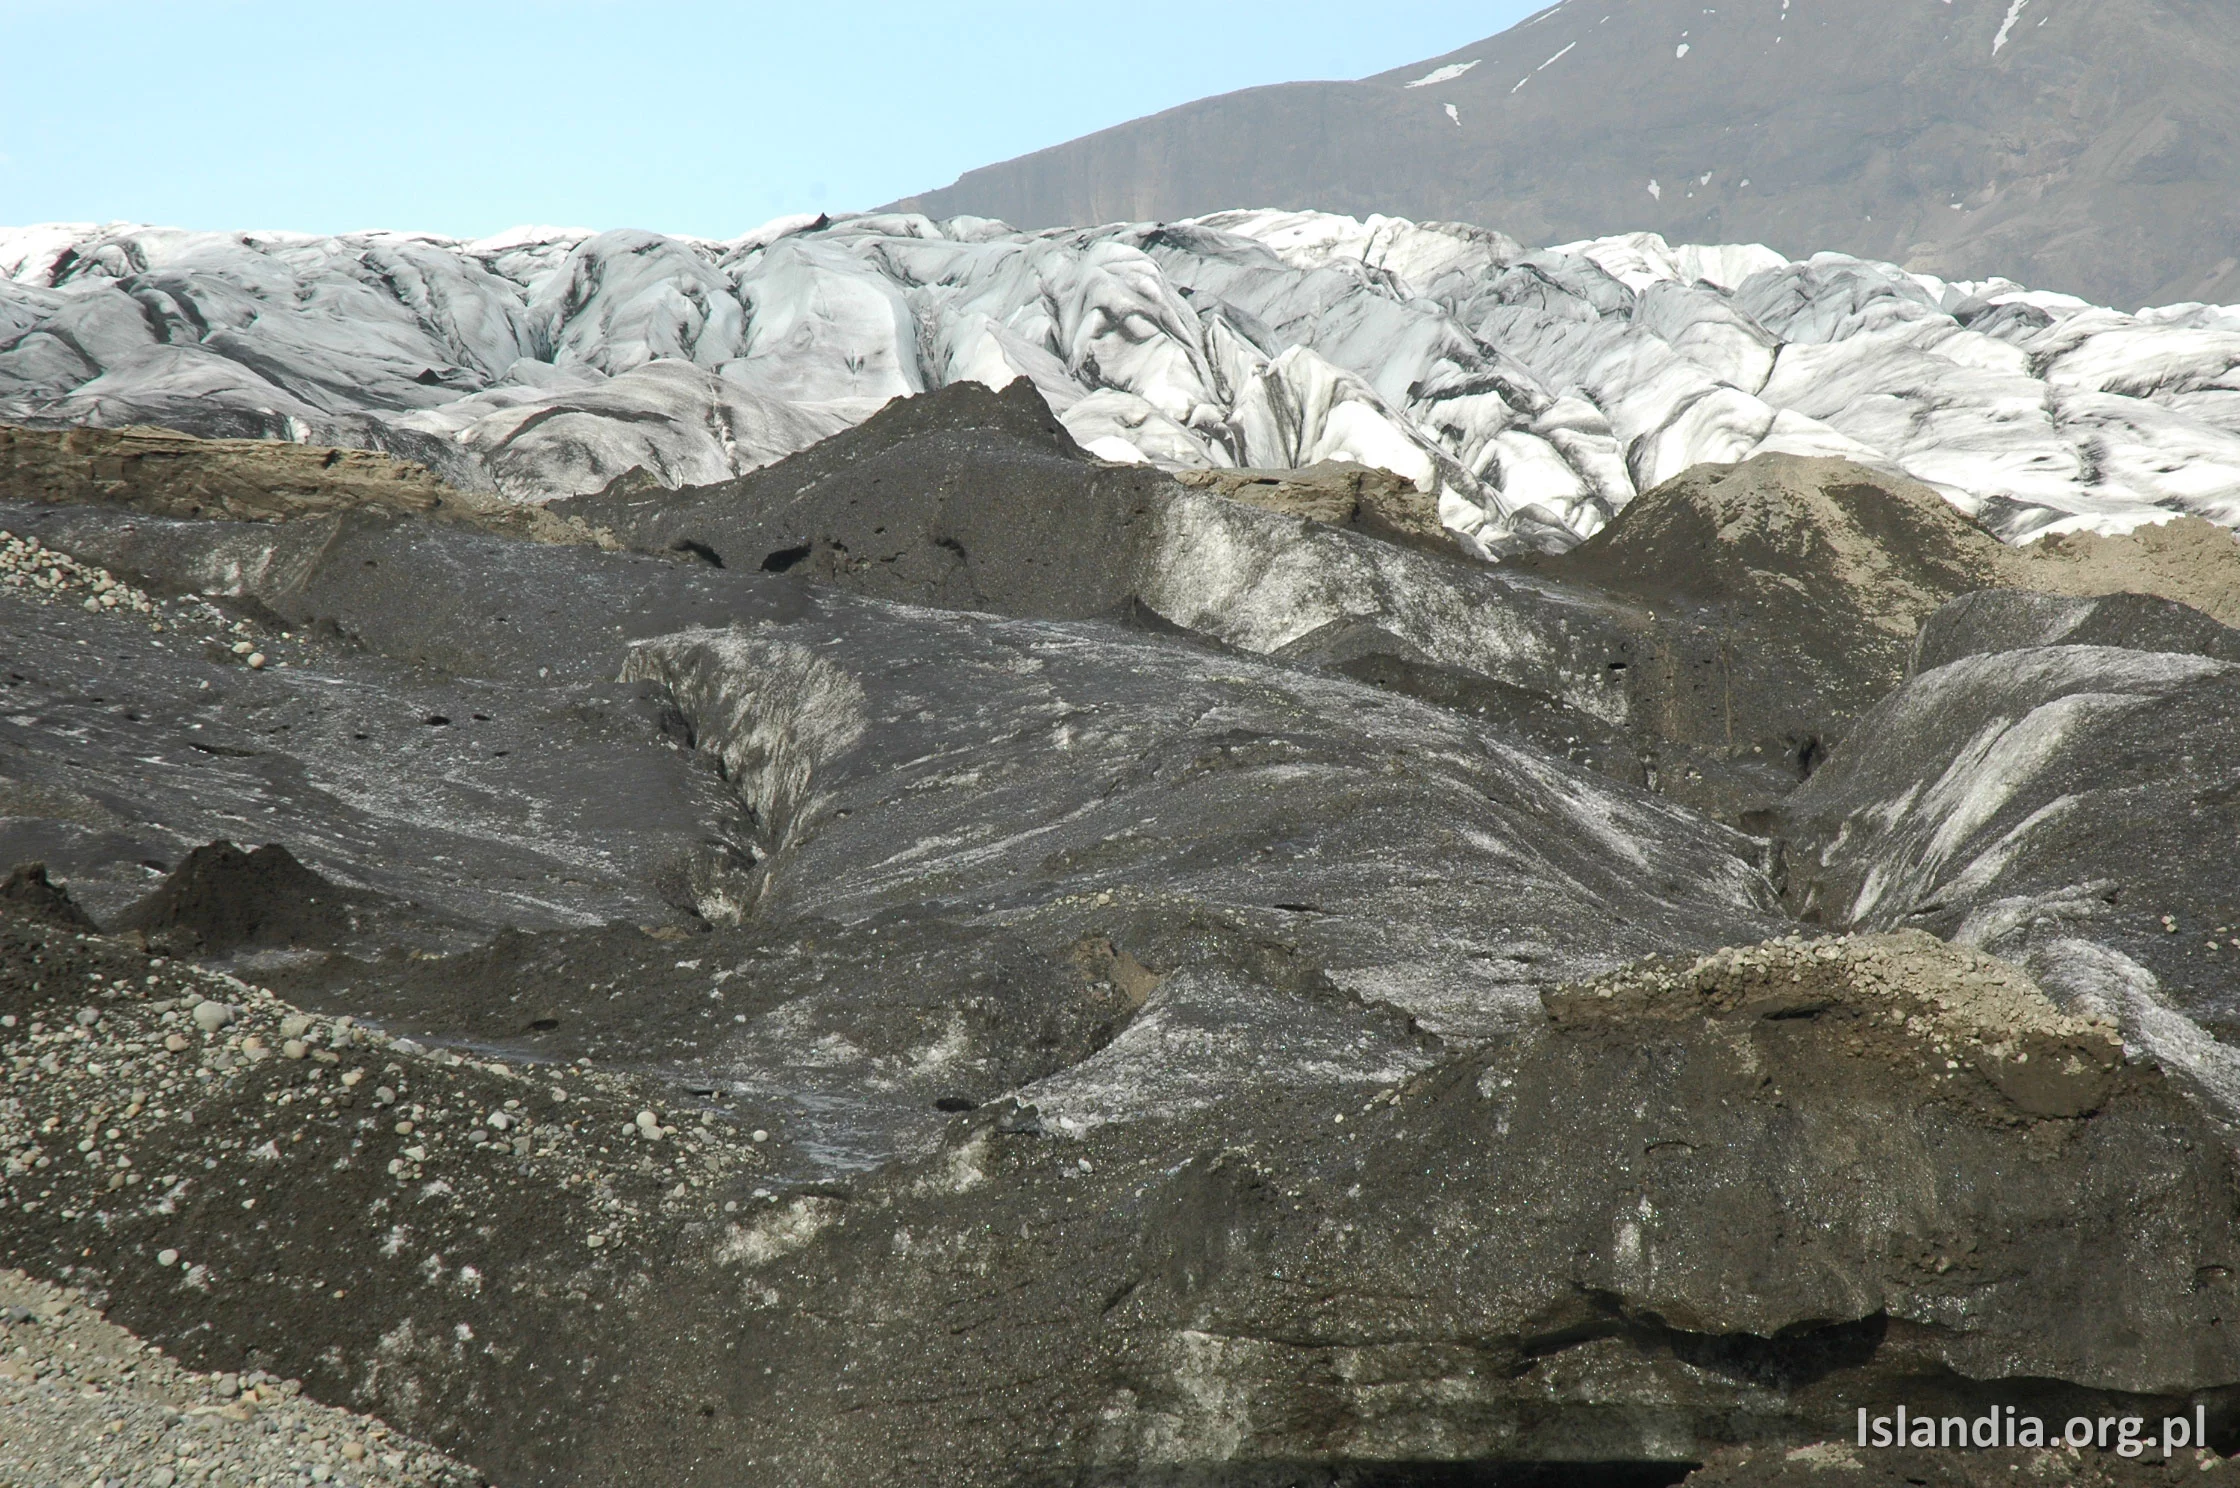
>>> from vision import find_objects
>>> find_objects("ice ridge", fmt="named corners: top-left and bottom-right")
top-left (3, 210), bottom-right (2238, 553)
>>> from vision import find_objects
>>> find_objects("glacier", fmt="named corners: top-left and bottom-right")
top-left (5, 209), bottom-right (2239, 552)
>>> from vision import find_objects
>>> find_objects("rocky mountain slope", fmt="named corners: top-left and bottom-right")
top-left (893, 0), bottom-right (2240, 312)
top-left (3, 368), bottom-right (2239, 1482)
top-left (7, 211), bottom-right (2240, 555)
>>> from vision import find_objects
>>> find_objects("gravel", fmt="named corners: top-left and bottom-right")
top-left (1546, 929), bottom-right (2130, 1119)
top-left (0, 1266), bottom-right (482, 1487)
top-left (1, 920), bottom-right (761, 1274)
top-left (0, 526), bottom-right (296, 671)
top-left (0, 914), bottom-right (774, 1479)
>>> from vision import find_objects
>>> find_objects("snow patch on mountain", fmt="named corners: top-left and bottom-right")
top-left (1514, 41), bottom-right (1581, 91)
top-left (1993, 0), bottom-right (2032, 54)
top-left (1404, 60), bottom-right (1479, 88)
top-left (3, 210), bottom-right (2238, 551)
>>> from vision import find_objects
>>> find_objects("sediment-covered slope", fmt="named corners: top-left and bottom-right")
top-left (0, 480), bottom-right (1786, 1031)
top-left (0, 462), bottom-right (1794, 1163)
top-left (0, 503), bottom-right (767, 934)
top-left (618, 596), bottom-right (1784, 1042)
top-left (582, 393), bottom-right (2240, 825)
top-left (1774, 631), bottom-right (2240, 1113)
top-left (14, 880), bottom-right (2240, 1485)
top-left (1912, 588), bottom-right (2240, 672)
top-left (8, 211), bottom-right (2240, 551)
top-left (5, 390), bottom-right (2240, 1480)
top-left (0, 1267), bottom-right (485, 1488)
top-left (593, 931), bottom-right (2240, 1483)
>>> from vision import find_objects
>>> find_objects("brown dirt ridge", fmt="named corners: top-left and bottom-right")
top-left (0, 423), bottom-right (610, 549)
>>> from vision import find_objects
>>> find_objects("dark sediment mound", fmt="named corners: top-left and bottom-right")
top-left (1514, 455), bottom-right (2240, 821)
top-left (0, 915), bottom-right (766, 1486)
top-left (554, 378), bottom-right (1175, 618)
top-left (112, 841), bottom-right (365, 956)
top-left (617, 933), bottom-right (2240, 1483)
top-left (0, 500), bottom-right (767, 936)
top-left (13, 915), bottom-right (2240, 1486)
top-left (1494, 455), bottom-right (2003, 820)
top-left (1545, 454), bottom-right (2009, 629)
top-left (550, 392), bottom-right (2227, 825)
top-left (6, 391), bottom-right (2240, 1485)
top-left (470, 384), bottom-right (1661, 788)
top-left (1158, 454), bottom-right (2240, 824)
top-left (558, 393), bottom-right (1915, 819)
top-left (614, 595), bottom-right (1782, 1044)
top-left (0, 861), bottom-right (97, 931)
top-left (1913, 588), bottom-right (2240, 673)
top-left (1145, 451), bottom-right (2176, 822)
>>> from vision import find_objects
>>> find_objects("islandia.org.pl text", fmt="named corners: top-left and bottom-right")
top-left (1859, 1405), bottom-right (2209, 1457)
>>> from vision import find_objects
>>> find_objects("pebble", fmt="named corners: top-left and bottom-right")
top-left (0, 535), bottom-right (157, 625)
top-left (0, 1268), bottom-right (483, 1485)
top-left (1, 916), bottom-right (771, 1483)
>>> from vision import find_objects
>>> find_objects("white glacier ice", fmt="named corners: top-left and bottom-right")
top-left (3, 209), bottom-right (2238, 550)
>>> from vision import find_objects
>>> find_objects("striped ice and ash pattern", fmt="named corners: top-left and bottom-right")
top-left (5, 208), bottom-right (2238, 554)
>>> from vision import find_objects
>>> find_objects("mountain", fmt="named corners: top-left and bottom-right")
top-left (890, 0), bottom-right (2240, 312)
top-left (8, 212), bottom-right (2240, 556)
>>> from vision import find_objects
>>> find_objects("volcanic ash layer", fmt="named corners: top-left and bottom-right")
top-left (0, 382), bottom-right (2237, 1484)
top-left (10, 914), bottom-right (2240, 1484)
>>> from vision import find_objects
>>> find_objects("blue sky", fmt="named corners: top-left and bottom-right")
top-left (0, 2), bottom-right (1539, 239)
